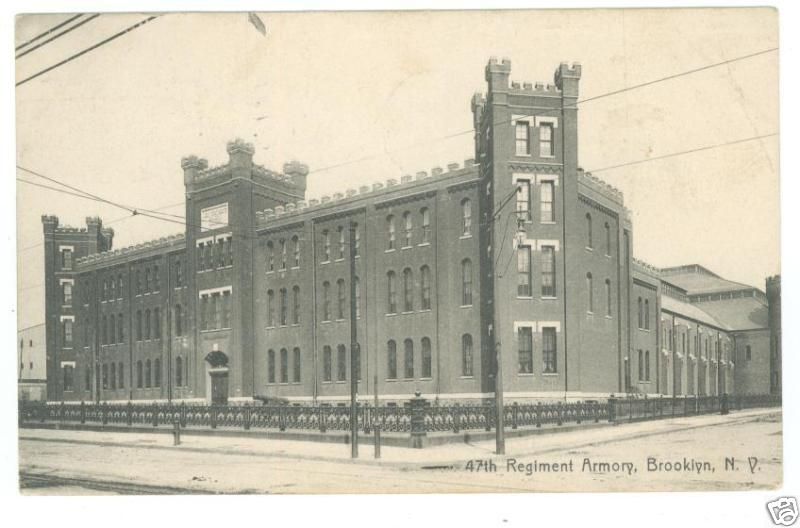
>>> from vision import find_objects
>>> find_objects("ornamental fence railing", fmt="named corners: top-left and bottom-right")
top-left (18, 393), bottom-right (780, 438)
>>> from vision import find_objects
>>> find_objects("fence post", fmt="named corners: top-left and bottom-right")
top-left (607, 396), bottom-right (616, 423)
top-left (409, 393), bottom-right (428, 448)
top-left (512, 402), bottom-right (519, 430)
top-left (153, 403), bottom-right (159, 427)
top-left (363, 403), bottom-right (371, 434)
top-left (211, 406), bottom-right (217, 429)
top-left (244, 405), bottom-right (251, 431)
top-left (80, 401), bottom-right (86, 424)
top-left (484, 405), bottom-right (492, 432)
top-left (126, 401), bottom-right (132, 426)
top-left (279, 405), bottom-right (286, 432)
top-left (319, 406), bottom-right (327, 433)
top-left (594, 401), bottom-right (600, 423)
top-left (102, 402), bottom-right (108, 425)
top-left (59, 401), bottom-right (65, 423)
top-left (453, 404), bottom-right (460, 434)
top-left (557, 402), bottom-right (563, 426)
top-left (180, 402), bottom-right (187, 428)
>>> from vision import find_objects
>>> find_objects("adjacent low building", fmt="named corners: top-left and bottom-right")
top-left (39, 58), bottom-right (780, 404)
top-left (18, 324), bottom-right (47, 401)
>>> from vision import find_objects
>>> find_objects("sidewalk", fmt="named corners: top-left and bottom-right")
top-left (20, 407), bottom-right (780, 469)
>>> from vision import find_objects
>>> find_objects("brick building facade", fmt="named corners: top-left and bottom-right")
top-left (40, 58), bottom-right (779, 404)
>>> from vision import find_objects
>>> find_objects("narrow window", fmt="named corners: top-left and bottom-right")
top-left (117, 274), bottom-right (123, 299)
top-left (145, 359), bottom-right (152, 388)
top-left (63, 365), bottom-right (74, 391)
top-left (337, 279), bottom-right (346, 320)
top-left (144, 268), bottom-right (151, 292)
top-left (586, 273), bottom-right (594, 312)
top-left (110, 363), bottom-right (117, 390)
top-left (517, 246), bottom-right (532, 297)
top-left (518, 326), bottom-right (533, 374)
top-left (461, 199), bottom-right (472, 236)
top-left (386, 216), bottom-right (395, 250)
top-left (61, 248), bottom-right (73, 269)
top-left (540, 180), bottom-right (554, 222)
top-left (109, 315), bottom-right (116, 344)
top-left (267, 349), bottom-right (275, 383)
top-left (293, 348), bottom-right (301, 383)
top-left (266, 242), bottom-right (274, 272)
top-left (462, 334), bottom-right (474, 377)
top-left (645, 351), bottom-right (651, 381)
top-left (154, 358), bottom-right (161, 388)
top-left (175, 357), bottom-right (183, 387)
top-left (420, 266), bottom-right (431, 310)
top-left (421, 337), bottom-right (432, 378)
top-left (323, 230), bottom-right (331, 262)
top-left (136, 361), bottom-right (143, 388)
top-left (515, 121), bottom-right (530, 156)
top-left (605, 279), bottom-right (612, 317)
top-left (280, 348), bottom-right (288, 383)
top-left (64, 319), bottom-right (73, 345)
top-left (353, 344), bottom-right (361, 381)
top-left (280, 239), bottom-right (287, 270)
top-left (102, 364), bottom-right (109, 389)
top-left (542, 327), bottom-right (557, 373)
top-left (338, 227), bottom-right (345, 260)
top-left (586, 213), bottom-right (593, 248)
top-left (280, 288), bottom-right (288, 326)
top-left (539, 123), bottom-right (554, 157)
top-left (746, 345), bottom-right (752, 361)
top-left (118, 362), bottom-right (124, 389)
top-left (353, 224), bottom-right (360, 257)
top-left (516, 180), bottom-right (531, 221)
top-left (403, 212), bottom-right (412, 247)
top-left (541, 246), bottom-right (556, 297)
top-left (135, 270), bottom-right (141, 295)
top-left (403, 339), bottom-right (414, 379)
top-left (145, 309), bottom-right (151, 339)
top-left (420, 208), bottom-right (431, 244)
top-left (176, 260), bottom-right (183, 287)
top-left (403, 268), bottom-right (413, 312)
top-left (323, 346), bottom-right (332, 382)
top-left (222, 290), bottom-right (231, 329)
top-left (605, 222), bottom-right (612, 256)
top-left (644, 300), bottom-right (650, 330)
top-left (337, 344), bottom-right (347, 381)
top-left (638, 298), bottom-right (643, 328)
top-left (322, 282), bottom-right (331, 321)
top-left (292, 286), bottom-right (300, 324)
top-left (85, 367), bottom-right (91, 391)
top-left (461, 259), bottom-right (473, 306)
top-left (267, 290), bottom-right (275, 327)
top-left (198, 243), bottom-right (206, 271)
top-left (154, 308), bottom-right (161, 338)
top-left (117, 314), bottom-right (124, 343)
top-left (292, 236), bottom-right (300, 268)
top-left (63, 282), bottom-right (73, 305)
top-left (136, 310), bottom-right (142, 340)
top-left (175, 304), bottom-right (183, 336)
top-left (387, 340), bottom-right (397, 380)
top-left (387, 271), bottom-right (397, 314)
top-left (153, 265), bottom-right (160, 291)
top-left (353, 278), bottom-right (361, 319)
top-left (226, 236), bottom-right (234, 267)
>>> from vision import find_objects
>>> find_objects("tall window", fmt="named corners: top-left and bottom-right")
top-left (637, 298), bottom-right (643, 328)
top-left (175, 357), bottom-right (183, 387)
top-left (144, 309), bottom-right (151, 339)
top-left (403, 268), bottom-right (413, 312)
top-left (117, 314), bottom-right (124, 343)
top-left (154, 308), bottom-right (161, 338)
top-left (145, 359), bottom-right (152, 388)
top-left (638, 349), bottom-right (644, 381)
top-left (280, 348), bottom-right (289, 383)
top-left (292, 236), bottom-right (300, 268)
top-left (387, 271), bottom-right (397, 314)
top-left (63, 282), bottom-right (73, 305)
top-left (515, 121), bottom-right (530, 155)
top-left (153, 265), bottom-right (160, 291)
top-left (539, 123), bottom-right (554, 157)
top-left (63, 319), bottom-right (73, 345)
top-left (280, 239), bottom-right (287, 270)
top-left (144, 268), bottom-right (151, 292)
top-left (323, 230), bottom-right (331, 261)
top-left (337, 227), bottom-right (345, 260)
top-left (61, 248), bottom-right (73, 269)
top-left (198, 243), bottom-right (206, 271)
top-left (353, 344), bottom-right (361, 381)
top-left (154, 358), bottom-right (161, 388)
top-left (118, 362), bottom-right (124, 389)
top-left (585, 213), bottom-right (593, 248)
top-left (645, 351), bottom-right (651, 381)
top-left (292, 286), bottom-right (300, 324)
top-left (540, 180), bottom-right (555, 222)
top-left (267, 290), bottom-right (275, 327)
top-left (644, 300), bottom-right (650, 330)
top-left (402, 212), bottom-right (412, 247)
top-left (337, 344), bottom-right (347, 381)
top-left (543, 327), bottom-right (557, 373)
top-left (323, 346), bottom-right (332, 382)
top-left (420, 266), bottom-right (431, 310)
top-left (605, 279), bottom-right (612, 317)
top-left (518, 326), bottom-right (533, 374)
top-left (267, 349), bottom-right (275, 383)
top-left (293, 348), bottom-right (301, 382)
top-left (386, 216), bottom-right (395, 250)
top-left (354, 278), bottom-right (361, 319)
top-left (117, 275), bottom-right (123, 299)
top-left (403, 339), bottom-right (414, 379)
top-left (136, 361), bottom-right (143, 388)
top-left (136, 310), bottom-right (143, 340)
top-left (337, 279), bottom-right (346, 320)
top-left (461, 259), bottom-right (473, 306)
top-left (135, 270), bottom-right (142, 295)
top-left (109, 315), bottom-right (116, 344)
top-left (266, 242), bottom-right (274, 272)
top-left (516, 180), bottom-right (531, 221)
top-left (387, 340), bottom-right (397, 380)
top-left (101, 364), bottom-right (109, 389)
top-left (421, 337), bottom-right (432, 378)
top-left (111, 363), bottom-right (117, 389)
top-left (279, 288), bottom-right (288, 326)
top-left (353, 224), bottom-right (360, 257)
top-left (605, 223), bottom-right (612, 256)
top-left (63, 365), bottom-right (74, 391)
top-left (462, 334), bottom-right (473, 377)
top-left (461, 199), bottom-right (472, 236)
top-left (541, 246), bottom-right (556, 297)
top-left (322, 282), bottom-right (331, 321)
top-left (517, 246), bottom-right (532, 296)
top-left (746, 345), bottom-right (752, 361)
top-left (420, 208), bottom-right (431, 244)
top-left (586, 273), bottom-right (594, 312)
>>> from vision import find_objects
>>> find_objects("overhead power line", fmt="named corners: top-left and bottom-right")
top-left (16, 15), bottom-right (160, 87)
top-left (16, 14), bottom-right (101, 59)
top-left (15, 14), bottom-right (83, 51)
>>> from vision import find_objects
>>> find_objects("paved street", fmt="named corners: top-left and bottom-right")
top-left (19, 408), bottom-right (781, 494)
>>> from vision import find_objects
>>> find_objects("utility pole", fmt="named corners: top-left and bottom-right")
top-left (349, 220), bottom-right (359, 458)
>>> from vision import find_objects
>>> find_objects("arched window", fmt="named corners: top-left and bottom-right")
top-left (280, 348), bottom-right (289, 383)
top-left (136, 361), bottom-right (143, 389)
top-left (266, 241), bottom-right (274, 272)
top-left (605, 222), bottom-right (611, 256)
top-left (175, 304), bottom-right (183, 336)
top-left (337, 344), bottom-right (347, 381)
top-left (386, 215), bottom-right (396, 250)
top-left (403, 268), bottom-right (413, 312)
top-left (154, 358), bottom-right (161, 388)
top-left (279, 288), bottom-right (288, 326)
top-left (461, 199), bottom-right (472, 236)
top-left (292, 236), bottom-right (300, 268)
top-left (420, 207), bottom-right (431, 243)
top-left (145, 359), bottom-right (152, 388)
top-left (421, 337), bottom-right (432, 378)
top-left (338, 226), bottom-right (346, 260)
top-left (353, 223), bottom-right (361, 257)
top-left (585, 213), bottom-right (593, 248)
top-left (267, 289), bottom-right (275, 327)
top-left (144, 309), bottom-right (152, 340)
top-left (118, 362), bottom-right (124, 389)
top-left (109, 315), bottom-right (116, 345)
top-left (117, 313), bottom-right (124, 343)
top-left (420, 265), bottom-right (431, 310)
top-left (267, 349), bottom-right (275, 383)
top-left (153, 265), bottom-right (160, 291)
top-left (135, 270), bottom-right (141, 295)
top-left (109, 277), bottom-right (116, 300)
top-left (403, 212), bottom-right (412, 247)
top-left (461, 259), bottom-right (473, 306)
top-left (605, 279), bottom-right (612, 317)
top-left (322, 281), bottom-right (331, 321)
top-left (175, 260), bottom-right (183, 287)
top-left (322, 230), bottom-right (331, 262)
top-left (644, 300), bottom-right (650, 330)
top-left (101, 315), bottom-right (107, 345)
top-left (175, 356), bottom-right (183, 387)
top-left (337, 279), bottom-right (346, 320)
top-left (387, 271), bottom-right (397, 314)
top-left (462, 334), bottom-right (474, 377)
top-left (280, 239), bottom-right (287, 270)
top-left (387, 340), bottom-right (397, 380)
top-left (102, 364), bottom-right (108, 389)
top-left (145, 268), bottom-right (151, 292)
top-left (637, 297), bottom-right (643, 328)
top-left (110, 363), bottom-right (117, 390)
top-left (323, 345), bottom-right (332, 382)
top-left (292, 286), bottom-right (301, 324)
top-left (293, 348), bottom-right (301, 383)
top-left (154, 308), bottom-right (161, 339)
top-left (404, 339), bottom-right (414, 379)
top-left (586, 272), bottom-right (594, 312)
top-left (136, 310), bottom-right (142, 341)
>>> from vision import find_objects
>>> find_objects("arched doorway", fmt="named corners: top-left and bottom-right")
top-left (204, 350), bottom-right (229, 405)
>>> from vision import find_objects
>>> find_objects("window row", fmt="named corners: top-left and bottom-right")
top-left (198, 236), bottom-right (233, 272)
top-left (60, 248), bottom-right (73, 270)
top-left (516, 245), bottom-right (557, 297)
top-left (322, 344), bottom-right (360, 383)
top-left (585, 213), bottom-right (613, 256)
top-left (636, 297), bottom-right (651, 330)
top-left (134, 266), bottom-right (161, 296)
top-left (267, 286), bottom-right (302, 327)
top-left (637, 349), bottom-right (652, 382)
top-left (585, 273), bottom-right (614, 317)
top-left (386, 338), bottom-right (432, 380)
top-left (267, 235), bottom-right (302, 271)
top-left (267, 347), bottom-right (302, 384)
top-left (517, 326), bottom-right (558, 374)
top-left (514, 121), bottom-right (554, 158)
top-left (515, 179), bottom-right (556, 223)
top-left (384, 266), bottom-right (434, 314)
top-left (320, 279), bottom-right (360, 322)
top-left (321, 225), bottom-right (359, 263)
top-left (200, 291), bottom-right (232, 331)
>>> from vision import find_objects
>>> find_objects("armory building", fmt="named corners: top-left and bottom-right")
top-left (40, 58), bottom-right (781, 404)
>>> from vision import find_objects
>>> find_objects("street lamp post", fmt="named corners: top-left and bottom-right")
top-left (349, 220), bottom-right (359, 458)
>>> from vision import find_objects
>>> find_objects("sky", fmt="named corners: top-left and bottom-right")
top-left (15, 8), bottom-right (779, 329)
